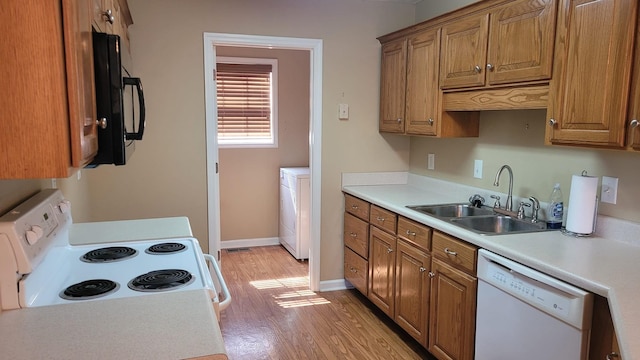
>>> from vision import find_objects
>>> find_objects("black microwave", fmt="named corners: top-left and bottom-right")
top-left (87, 32), bottom-right (145, 167)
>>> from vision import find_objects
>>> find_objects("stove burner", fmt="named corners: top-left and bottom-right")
top-left (145, 242), bottom-right (187, 254)
top-left (128, 269), bottom-right (194, 292)
top-left (81, 246), bottom-right (138, 263)
top-left (60, 279), bottom-right (120, 300)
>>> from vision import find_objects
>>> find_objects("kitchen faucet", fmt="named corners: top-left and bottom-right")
top-left (493, 165), bottom-right (513, 212)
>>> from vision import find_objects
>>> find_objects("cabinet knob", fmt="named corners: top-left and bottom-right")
top-left (630, 119), bottom-right (639, 128)
top-left (419, 266), bottom-right (427, 273)
top-left (397, 118), bottom-right (402, 123)
top-left (386, 247), bottom-right (393, 254)
top-left (606, 352), bottom-right (619, 360)
top-left (427, 118), bottom-right (434, 126)
top-left (444, 247), bottom-right (458, 256)
top-left (96, 118), bottom-right (108, 129)
top-left (103, 9), bottom-right (115, 24)
top-left (428, 271), bottom-right (435, 278)
top-left (474, 65), bottom-right (482, 73)
top-left (548, 118), bottom-right (557, 127)
top-left (486, 63), bottom-right (494, 71)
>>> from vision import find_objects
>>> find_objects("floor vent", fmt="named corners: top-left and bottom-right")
top-left (226, 247), bottom-right (251, 253)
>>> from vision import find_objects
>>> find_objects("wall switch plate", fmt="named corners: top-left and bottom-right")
top-left (474, 159), bottom-right (483, 179)
top-left (338, 103), bottom-right (349, 120)
top-left (601, 176), bottom-right (618, 204)
top-left (427, 153), bottom-right (435, 170)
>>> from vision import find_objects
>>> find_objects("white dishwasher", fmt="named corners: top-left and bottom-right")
top-left (475, 249), bottom-right (593, 360)
top-left (279, 167), bottom-right (310, 260)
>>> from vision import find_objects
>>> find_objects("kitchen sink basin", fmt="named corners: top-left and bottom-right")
top-left (450, 216), bottom-right (548, 235)
top-left (407, 203), bottom-right (495, 218)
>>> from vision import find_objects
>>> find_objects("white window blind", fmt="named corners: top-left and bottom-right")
top-left (216, 62), bottom-right (274, 146)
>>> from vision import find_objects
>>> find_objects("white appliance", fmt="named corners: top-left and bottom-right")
top-left (0, 189), bottom-right (230, 317)
top-left (279, 167), bottom-right (310, 260)
top-left (475, 249), bottom-right (593, 360)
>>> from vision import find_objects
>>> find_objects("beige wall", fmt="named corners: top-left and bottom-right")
top-left (84, 0), bottom-right (415, 280)
top-left (216, 46), bottom-right (310, 242)
top-left (416, 0), bottom-right (479, 21)
top-left (0, 180), bottom-right (42, 215)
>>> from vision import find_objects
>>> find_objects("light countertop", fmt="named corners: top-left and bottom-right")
top-left (0, 290), bottom-right (227, 360)
top-left (342, 172), bottom-right (640, 360)
top-left (70, 217), bottom-right (194, 244)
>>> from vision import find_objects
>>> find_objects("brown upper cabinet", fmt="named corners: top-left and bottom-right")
top-left (379, 28), bottom-right (480, 137)
top-left (440, 0), bottom-right (557, 90)
top-left (546, 0), bottom-right (637, 148)
top-left (0, 0), bottom-right (98, 179)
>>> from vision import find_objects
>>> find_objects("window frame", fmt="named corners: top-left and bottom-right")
top-left (215, 56), bottom-right (278, 148)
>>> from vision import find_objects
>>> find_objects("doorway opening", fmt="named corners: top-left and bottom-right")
top-left (203, 33), bottom-right (322, 291)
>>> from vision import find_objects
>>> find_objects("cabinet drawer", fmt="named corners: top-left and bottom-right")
top-left (344, 246), bottom-right (368, 295)
top-left (432, 231), bottom-right (477, 274)
top-left (344, 213), bottom-right (369, 258)
top-left (370, 205), bottom-right (397, 234)
top-left (397, 217), bottom-right (431, 252)
top-left (344, 194), bottom-right (370, 221)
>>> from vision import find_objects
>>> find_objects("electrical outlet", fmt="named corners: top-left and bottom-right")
top-left (474, 160), bottom-right (483, 179)
top-left (601, 176), bottom-right (618, 204)
top-left (427, 153), bottom-right (435, 170)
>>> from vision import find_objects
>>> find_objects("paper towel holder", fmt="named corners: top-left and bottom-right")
top-left (561, 170), bottom-right (599, 237)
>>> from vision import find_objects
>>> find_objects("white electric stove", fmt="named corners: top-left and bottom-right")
top-left (0, 189), bottom-right (230, 315)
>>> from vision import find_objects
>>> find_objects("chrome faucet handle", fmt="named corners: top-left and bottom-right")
top-left (469, 194), bottom-right (486, 207)
top-left (490, 195), bottom-right (501, 208)
top-left (517, 202), bottom-right (531, 219)
top-left (528, 196), bottom-right (540, 222)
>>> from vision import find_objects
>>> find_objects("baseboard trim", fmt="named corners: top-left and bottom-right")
top-left (319, 279), bottom-right (350, 292)
top-left (221, 237), bottom-right (280, 249)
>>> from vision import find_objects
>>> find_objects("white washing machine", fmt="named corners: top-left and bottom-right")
top-left (279, 167), bottom-right (310, 260)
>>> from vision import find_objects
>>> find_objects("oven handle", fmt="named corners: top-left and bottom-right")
top-left (203, 254), bottom-right (232, 312)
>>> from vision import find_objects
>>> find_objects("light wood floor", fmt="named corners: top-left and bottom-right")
top-left (219, 245), bottom-right (435, 360)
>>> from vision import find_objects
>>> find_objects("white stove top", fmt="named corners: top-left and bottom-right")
top-left (21, 237), bottom-right (214, 307)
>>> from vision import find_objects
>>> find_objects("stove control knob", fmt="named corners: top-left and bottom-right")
top-left (25, 226), bottom-right (44, 245)
top-left (57, 200), bottom-right (71, 214)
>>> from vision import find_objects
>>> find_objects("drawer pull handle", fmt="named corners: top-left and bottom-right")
top-left (350, 267), bottom-right (358, 273)
top-left (351, 204), bottom-right (359, 209)
top-left (349, 232), bottom-right (357, 238)
top-left (387, 247), bottom-right (393, 254)
top-left (606, 353), bottom-right (619, 360)
top-left (376, 216), bottom-right (385, 222)
top-left (419, 266), bottom-right (427, 273)
top-left (444, 248), bottom-right (458, 256)
top-left (406, 230), bottom-right (416, 236)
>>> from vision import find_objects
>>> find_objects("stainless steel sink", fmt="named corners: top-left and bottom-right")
top-left (407, 204), bottom-right (495, 218)
top-left (450, 216), bottom-right (548, 235)
top-left (406, 203), bottom-right (552, 235)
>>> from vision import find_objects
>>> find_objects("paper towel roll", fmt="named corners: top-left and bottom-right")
top-left (566, 174), bottom-right (599, 234)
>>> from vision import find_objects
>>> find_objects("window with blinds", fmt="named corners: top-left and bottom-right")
top-left (216, 58), bottom-right (277, 147)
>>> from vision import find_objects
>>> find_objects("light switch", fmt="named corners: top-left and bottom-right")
top-left (474, 160), bottom-right (483, 179)
top-left (427, 153), bottom-right (435, 170)
top-left (338, 103), bottom-right (349, 120)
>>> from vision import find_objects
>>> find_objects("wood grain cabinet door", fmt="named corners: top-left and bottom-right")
top-left (440, 13), bottom-right (489, 89)
top-left (379, 38), bottom-right (407, 133)
top-left (405, 28), bottom-right (441, 136)
top-left (394, 239), bottom-right (430, 347)
top-left (368, 226), bottom-right (396, 317)
top-left (546, 0), bottom-right (637, 148)
top-left (428, 258), bottom-right (477, 360)
top-left (486, 0), bottom-right (557, 85)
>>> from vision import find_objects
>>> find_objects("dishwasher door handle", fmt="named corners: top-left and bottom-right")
top-left (204, 254), bottom-right (232, 312)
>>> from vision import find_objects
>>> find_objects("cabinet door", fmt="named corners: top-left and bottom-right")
top-left (395, 239), bottom-right (430, 347)
top-left (368, 226), bottom-right (396, 317)
top-left (429, 258), bottom-right (477, 360)
top-left (440, 13), bottom-right (489, 89)
top-left (627, 19), bottom-right (640, 151)
top-left (486, 0), bottom-right (556, 85)
top-left (63, 0), bottom-right (98, 167)
top-left (379, 38), bottom-right (407, 133)
top-left (546, 0), bottom-right (636, 147)
top-left (406, 28), bottom-right (441, 136)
